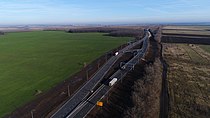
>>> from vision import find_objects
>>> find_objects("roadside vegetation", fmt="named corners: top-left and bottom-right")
top-left (87, 28), bottom-right (162, 118)
top-left (0, 31), bottom-right (130, 117)
top-left (123, 59), bottom-right (162, 118)
top-left (87, 59), bottom-right (163, 118)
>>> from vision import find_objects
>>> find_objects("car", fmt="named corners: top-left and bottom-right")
top-left (121, 66), bottom-right (126, 70)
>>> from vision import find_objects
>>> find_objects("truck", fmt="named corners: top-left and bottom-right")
top-left (109, 78), bottom-right (118, 86)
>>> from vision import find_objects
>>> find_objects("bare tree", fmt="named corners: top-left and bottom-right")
top-left (124, 59), bottom-right (162, 118)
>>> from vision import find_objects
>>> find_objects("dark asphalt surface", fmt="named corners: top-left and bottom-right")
top-left (66, 31), bottom-right (150, 118)
top-left (51, 31), bottom-right (149, 118)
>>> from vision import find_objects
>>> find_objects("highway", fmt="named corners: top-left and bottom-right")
top-left (66, 31), bottom-right (150, 118)
top-left (51, 30), bottom-right (150, 118)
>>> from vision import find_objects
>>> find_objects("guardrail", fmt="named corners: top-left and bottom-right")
top-left (50, 31), bottom-right (149, 118)
top-left (69, 31), bottom-right (151, 118)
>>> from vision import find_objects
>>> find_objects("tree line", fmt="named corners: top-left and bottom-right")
top-left (67, 27), bottom-right (144, 39)
top-left (0, 31), bottom-right (4, 35)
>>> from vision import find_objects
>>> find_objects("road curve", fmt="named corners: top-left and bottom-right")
top-left (66, 31), bottom-right (150, 118)
top-left (50, 31), bottom-right (149, 118)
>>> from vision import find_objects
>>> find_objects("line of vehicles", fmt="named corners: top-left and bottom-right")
top-left (108, 29), bottom-right (152, 87)
top-left (107, 29), bottom-right (152, 88)
top-left (51, 29), bottom-right (152, 118)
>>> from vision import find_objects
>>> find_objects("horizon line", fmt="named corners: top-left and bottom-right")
top-left (1, 22), bottom-right (210, 27)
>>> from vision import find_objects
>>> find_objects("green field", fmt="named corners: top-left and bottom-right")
top-left (199, 45), bottom-right (210, 53)
top-left (0, 31), bottom-right (130, 117)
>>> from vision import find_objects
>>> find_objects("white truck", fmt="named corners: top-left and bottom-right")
top-left (109, 78), bottom-right (118, 86)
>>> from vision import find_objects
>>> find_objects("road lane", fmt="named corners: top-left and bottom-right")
top-left (67, 31), bottom-right (150, 118)
top-left (51, 31), bottom-right (149, 118)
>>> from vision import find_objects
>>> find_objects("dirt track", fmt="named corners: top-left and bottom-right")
top-left (159, 44), bottom-right (169, 118)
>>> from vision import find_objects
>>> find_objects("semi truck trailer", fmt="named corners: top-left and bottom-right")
top-left (109, 78), bottom-right (117, 86)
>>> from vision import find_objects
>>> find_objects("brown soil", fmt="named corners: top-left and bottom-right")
top-left (162, 33), bottom-right (210, 37)
top-left (161, 27), bottom-right (210, 45)
top-left (161, 36), bottom-right (210, 45)
top-left (163, 43), bottom-right (210, 118)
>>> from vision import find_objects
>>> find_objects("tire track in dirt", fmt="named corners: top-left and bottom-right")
top-left (159, 44), bottom-right (169, 118)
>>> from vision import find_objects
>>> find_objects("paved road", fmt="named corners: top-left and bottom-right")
top-left (66, 31), bottom-right (150, 118)
top-left (50, 31), bottom-right (149, 118)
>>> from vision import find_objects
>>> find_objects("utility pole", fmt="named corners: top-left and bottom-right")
top-left (86, 70), bottom-right (89, 81)
top-left (31, 109), bottom-right (35, 118)
top-left (107, 93), bottom-right (109, 104)
top-left (105, 53), bottom-right (108, 62)
top-left (121, 72), bottom-right (123, 83)
top-left (68, 85), bottom-right (70, 97)
top-left (86, 68), bottom-right (91, 81)
top-left (97, 60), bottom-right (100, 69)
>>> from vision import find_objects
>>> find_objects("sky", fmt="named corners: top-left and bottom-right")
top-left (0, 0), bottom-right (210, 25)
